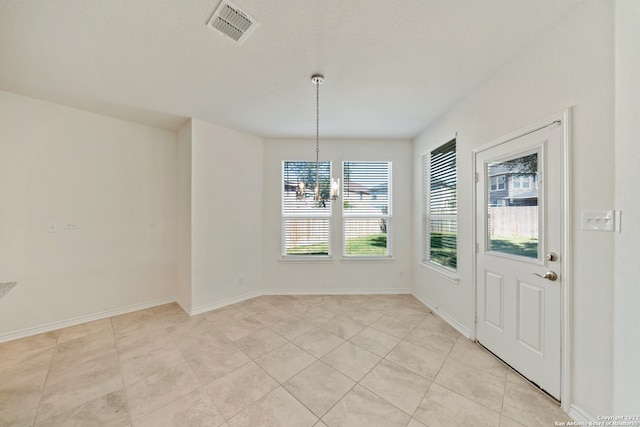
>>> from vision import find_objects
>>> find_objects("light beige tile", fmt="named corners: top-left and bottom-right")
top-left (416, 313), bottom-right (461, 339)
top-left (404, 327), bottom-right (457, 356)
top-left (292, 328), bottom-right (345, 358)
top-left (387, 306), bottom-right (429, 325)
top-left (360, 359), bottom-right (431, 415)
top-left (169, 325), bottom-right (232, 356)
top-left (0, 337), bottom-right (56, 377)
top-left (296, 306), bottom-right (337, 326)
top-left (250, 308), bottom-right (293, 327)
top-left (46, 349), bottom-right (120, 388)
top-left (322, 385), bottom-right (411, 427)
top-left (183, 341), bottom-right (251, 385)
top-left (235, 328), bottom-right (288, 359)
top-left (203, 305), bottom-right (242, 323)
top-left (506, 368), bottom-right (532, 387)
top-left (434, 358), bottom-right (506, 412)
top-left (204, 362), bottom-right (278, 419)
top-left (134, 388), bottom-right (225, 427)
top-left (502, 381), bottom-right (570, 427)
top-left (37, 356), bottom-right (123, 420)
top-left (407, 418), bottom-right (428, 427)
top-left (349, 327), bottom-right (401, 357)
top-left (51, 329), bottom-right (117, 367)
top-left (341, 305), bottom-right (384, 325)
top-left (126, 362), bottom-right (200, 420)
top-left (321, 342), bottom-right (380, 382)
top-left (119, 337), bottom-right (186, 386)
top-left (227, 387), bottom-right (318, 427)
top-left (57, 318), bottom-right (113, 343)
top-left (35, 389), bottom-right (129, 427)
top-left (385, 340), bottom-right (446, 379)
top-left (414, 383), bottom-right (501, 427)
top-left (0, 380), bottom-right (46, 426)
top-left (235, 297), bottom-right (278, 316)
top-left (321, 316), bottom-right (366, 340)
top-left (111, 309), bottom-right (164, 339)
top-left (448, 338), bottom-right (507, 379)
top-left (370, 315), bottom-right (416, 339)
top-left (501, 416), bottom-right (527, 427)
top-left (283, 361), bottom-right (355, 417)
top-left (271, 316), bottom-right (315, 340)
top-left (152, 302), bottom-right (191, 327)
top-left (314, 421), bottom-right (329, 427)
top-left (210, 311), bottom-right (265, 342)
top-left (255, 343), bottom-right (316, 383)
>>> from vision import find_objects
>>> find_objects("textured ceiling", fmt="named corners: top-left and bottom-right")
top-left (0, 0), bottom-right (585, 138)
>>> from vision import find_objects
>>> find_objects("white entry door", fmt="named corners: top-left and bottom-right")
top-left (475, 121), bottom-right (563, 400)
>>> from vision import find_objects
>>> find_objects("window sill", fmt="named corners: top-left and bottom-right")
top-left (280, 256), bottom-right (333, 263)
top-left (419, 262), bottom-right (460, 283)
top-left (340, 256), bottom-right (395, 262)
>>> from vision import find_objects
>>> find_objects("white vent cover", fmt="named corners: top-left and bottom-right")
top-left (207, 1), bottom-right (258, 44)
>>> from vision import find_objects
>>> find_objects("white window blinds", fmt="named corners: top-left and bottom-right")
top-left (282, 161), bottom-right (332, 256)
top-left (423, 140), bottom-right (457, 270)
top-left (343, 161), bottom-right (391, 257)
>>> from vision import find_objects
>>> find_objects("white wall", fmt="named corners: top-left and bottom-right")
top-left (613, 0), bottom-right (640, 413)
top-left (263, 139), bottom-right (413, 294)
top-left (190, 119), bottom-right (264, 313)
top-left (412, 0), bottom-right (614, 417)
top-left (0, 90), bottom-right (178, 340)
top-left (176, 120), bottom-right (192, 312)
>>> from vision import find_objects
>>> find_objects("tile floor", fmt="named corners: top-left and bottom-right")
top-left (0, 294), bottom-right (572, 427)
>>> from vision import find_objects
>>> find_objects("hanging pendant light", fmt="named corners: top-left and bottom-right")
top-left (311, 73), bottom-right (339, 202)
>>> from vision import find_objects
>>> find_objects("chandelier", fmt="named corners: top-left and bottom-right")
top-left (299, 74), bottom-right (339, 202)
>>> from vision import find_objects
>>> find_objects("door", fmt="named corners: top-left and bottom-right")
top-left (475, 122), bottom-right (563, 400)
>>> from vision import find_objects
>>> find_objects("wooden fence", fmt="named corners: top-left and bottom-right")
top-left (488, 206), bottom-right (538, 238)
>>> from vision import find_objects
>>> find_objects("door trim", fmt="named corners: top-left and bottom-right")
top-left (471, 109), bottom-right (572, 412)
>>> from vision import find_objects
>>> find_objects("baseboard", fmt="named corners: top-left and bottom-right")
top-left (568, 404), bottom-right (596, 423)
top-left (262, 288), bottom-right (413, 296)
top-left (0, 296), bottom-right (175, 343)
top-left (190, 290), bottom-right (263, 316)
top-left (411, 291), bottom-right (472, 338)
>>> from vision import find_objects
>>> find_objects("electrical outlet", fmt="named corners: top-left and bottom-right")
top-left (48, 222), bottom-right (58, 233)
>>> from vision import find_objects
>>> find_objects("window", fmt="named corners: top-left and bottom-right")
top-left (343, 161), bottom-right (391, 257)
top-left (282, 161), bottom-right (332, 257)
top-left (490, 175), bottom-right (506, 191)
top-left (423, 139), bottom-right (457, 270)
top-left (511, 175), bottom-right (531, 189)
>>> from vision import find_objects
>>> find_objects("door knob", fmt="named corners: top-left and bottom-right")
top-left (534, 271), bottom-right (558, 281)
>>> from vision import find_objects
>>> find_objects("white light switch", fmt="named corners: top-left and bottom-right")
top-left (48, 222), bottom-right (58, 233)
top-left (581, 210), bottom-right (615, 231)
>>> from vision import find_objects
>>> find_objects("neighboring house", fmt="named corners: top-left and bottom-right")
top-left (488, 164), bottom-right (538, 207)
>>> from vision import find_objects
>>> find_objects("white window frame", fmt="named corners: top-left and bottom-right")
top-left (281, 161), bottom-right (333, 260)
top-left (422, 139), bottom-right (458, 277)
top-left (342, 161), bottom-right (392, 259)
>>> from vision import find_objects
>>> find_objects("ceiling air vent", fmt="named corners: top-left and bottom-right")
top-left (207, 0), bottom-right (258, 44)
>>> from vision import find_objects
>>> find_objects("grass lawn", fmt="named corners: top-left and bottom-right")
top-left (489, 235), bottom-right (538, 258)
top-left (287, 233), bottom-right (387, 256)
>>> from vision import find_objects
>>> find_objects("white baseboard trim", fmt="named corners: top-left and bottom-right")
top-left (262, 288), bottom-right (412, 296)
top-left (190, 290), bottom-right (263, 316)
top-left (568, 404), bottom-right (596, 423)
top-left (412, 291), bottom-right (472, 338)
top-left (0, 296), bottom-right (175, 343)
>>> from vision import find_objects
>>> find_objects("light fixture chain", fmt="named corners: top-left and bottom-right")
top-left (315, 76), bottom-right (320, 200)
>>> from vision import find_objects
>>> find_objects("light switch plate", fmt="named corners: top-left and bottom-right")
top-left (581, 210), bottom-right (615, 231)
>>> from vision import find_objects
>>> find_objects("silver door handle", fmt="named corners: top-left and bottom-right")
top-left (534, 271), bottom-right (558, 281)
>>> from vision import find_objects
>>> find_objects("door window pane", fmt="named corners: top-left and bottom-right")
top-left (487, 153), bottom-right (539, 259)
